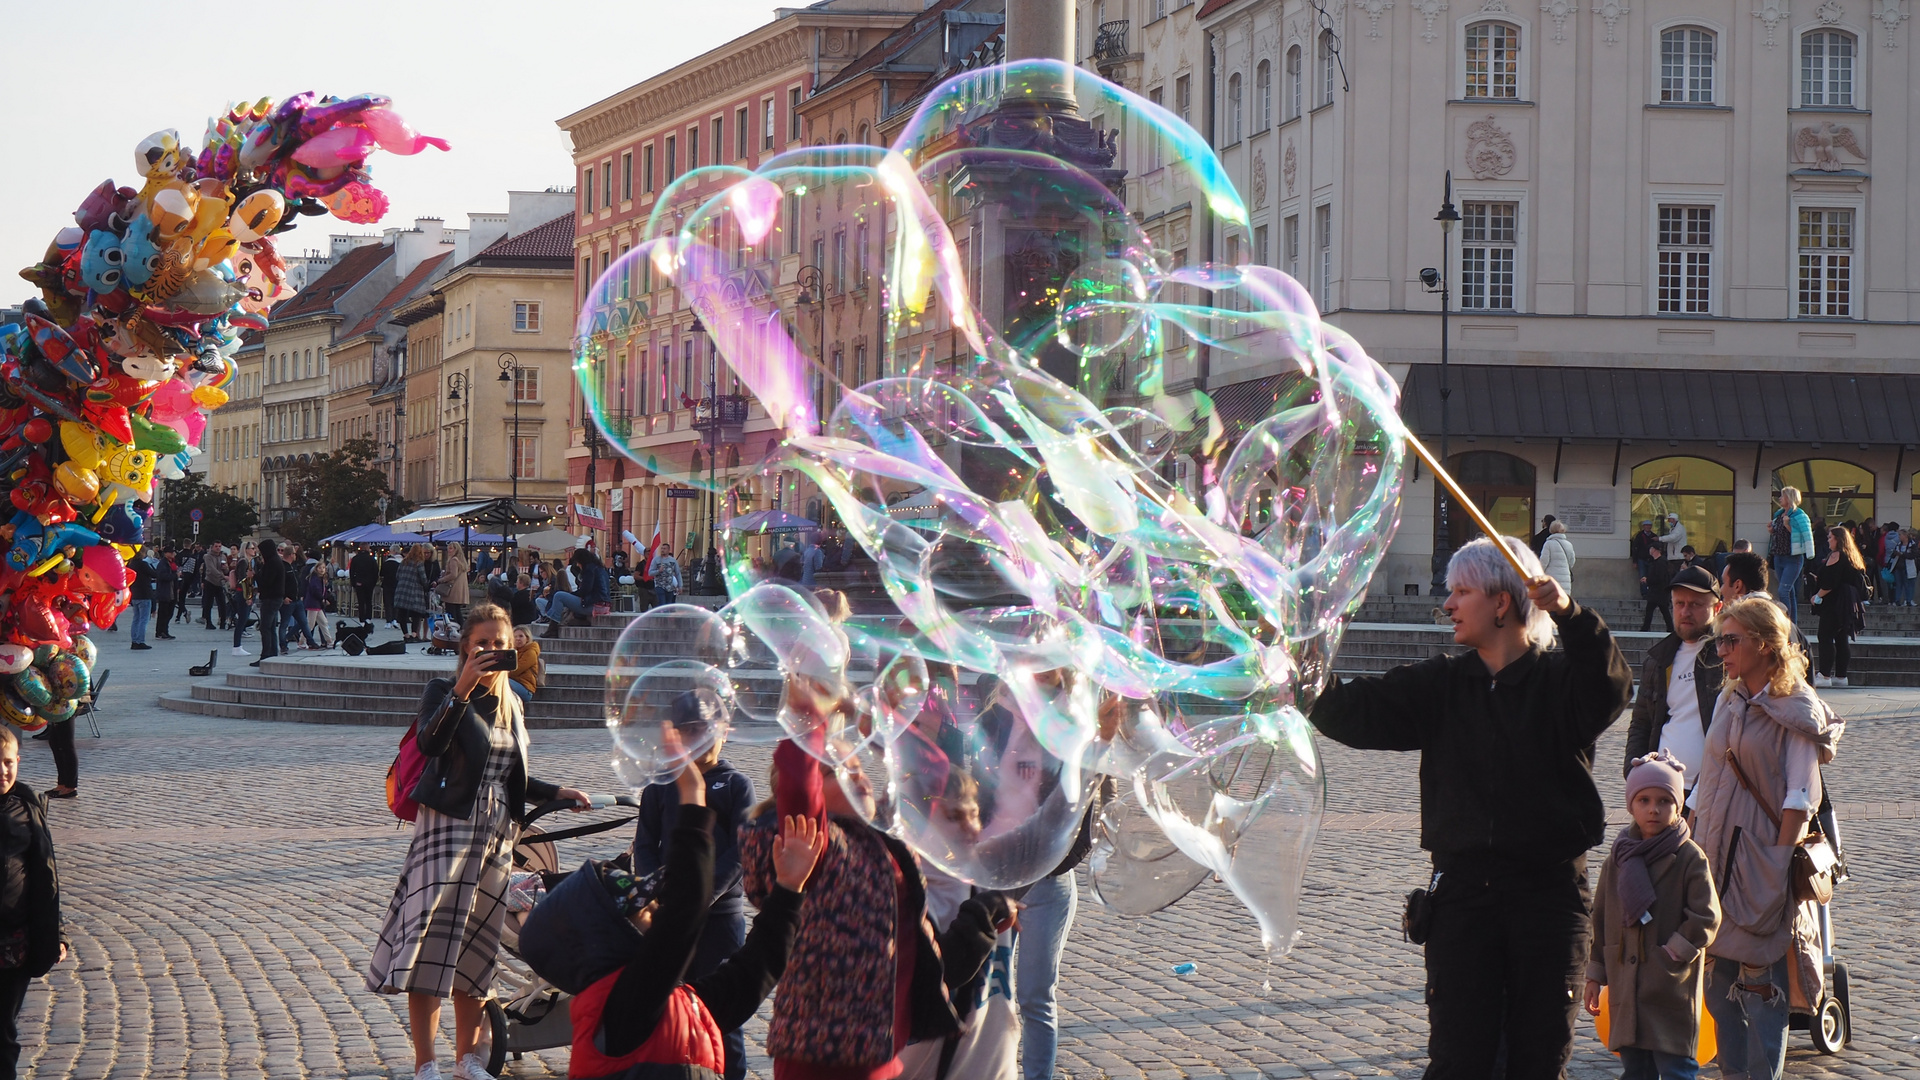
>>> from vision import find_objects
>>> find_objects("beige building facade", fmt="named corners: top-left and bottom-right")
top-left (207, 339), bottom-right (264, 510)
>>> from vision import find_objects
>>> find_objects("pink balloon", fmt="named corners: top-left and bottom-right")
top-left (360, 107), bottom-right (451, 155)
top-left (292, 126), bottom-right (378, 168)
top-left (146, 378), bottom-right (197, 424)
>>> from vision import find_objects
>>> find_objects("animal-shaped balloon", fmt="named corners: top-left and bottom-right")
top-left (58, 420), bottom-right (115, 472)
top-left (228, 190), bottom-right (286, 243)
top-left (73, 545), bottom-right (127, 593)
top-left (73, 181), bottom-right (137, 235)
top-left (170, 271), bottom-right (247, 315)
top-left (79, 230), bottom-right (128, 293)
top-left (134, 129), bottom-right (184, 183)
top-left (93, 501), bottom-right (146, 547)
top-left (133, 238), bottom-right (194, 303)
top-left (52, 461), bottom-right (99, 504)
top-left (0, 646), bottom-right (29, 677)
top-left (9, 458), bottom-right (75, 524)
top-left (5, 513), bottom-right (101, 574)
top-left (119, 215), bottom-right (162, 287)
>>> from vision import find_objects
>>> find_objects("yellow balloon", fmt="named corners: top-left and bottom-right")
top-left (52, 462), bottom-right (99, 504)
top-left (191, 385), bottom-right (230, 408)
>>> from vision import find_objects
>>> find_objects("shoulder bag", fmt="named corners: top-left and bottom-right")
top-left (1722, 749), bottom-right (1836, 904)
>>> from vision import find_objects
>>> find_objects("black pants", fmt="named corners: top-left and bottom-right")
top-left (1640, 594), bottom-right (1672, 633)
top-left (1817, 618), bottom-right (1850, 678)
top-left (173, 588), bottom-right (191, 620)
top-left (691, 908), bottom-right (748, 1080)
top-left (355, 585), bottom-right (375, 620)
top-left (381, 586), bottom-right (396, 621)
top-left (1422, 856), bottom-right (1591, 1080)
top-left (154, 598), bottom-right (173, 638)
top-left (202, 585), bottom-right (226, 626)
top-left (0, 966), bottom-right (29, 1080)
top-left (46, 718), bottom-right (76, 790)
top-left (258, 599), bottom-right (282, 659)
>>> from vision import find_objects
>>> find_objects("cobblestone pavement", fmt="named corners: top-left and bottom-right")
top-left (17, 618), bottom-right (1920, 1079)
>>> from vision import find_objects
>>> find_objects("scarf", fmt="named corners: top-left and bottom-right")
top-left (1611, 819), bottom-right (1689, 927)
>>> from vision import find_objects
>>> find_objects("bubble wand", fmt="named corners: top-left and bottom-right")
top-left (1403, 433), bottom-right (1542, 585)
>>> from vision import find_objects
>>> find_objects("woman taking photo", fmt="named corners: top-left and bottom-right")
top-left (367, 603), bottom-right (590, 1080)
top-left (1689, 597), bottom-right (1842, 1080)
top-left (1811, 526), bottom-right (1867, 688)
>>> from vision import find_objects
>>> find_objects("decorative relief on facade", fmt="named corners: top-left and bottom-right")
top-left (1817, 0), bottom-right (1846, 23)
top-left (1794, 121), bottom-right (1867, 170)
top-left (825, 30), bottom-right (848, 55)
top-left (1416, 0), bottom-right (1449, 41)
top-left (1542, 0), bottom-right (1579, 40)
top-left (1594, 0), bottom-right (1629, 43)
top-left (1283, 140), bottom-right (1297, 195)
top-left (1477, 0), bottom-right (1512, 11)
top-left (1754, 2), bottom-right (1791, 47)
top-left (1872, 0), bottom-right (1909, 46)
top-left (1253, 151), bottom-right (1269, 208)
top-left (1465, 115), bottom-right (1517, 178)
top-left (1358, 0), bottom-right (1395, 37)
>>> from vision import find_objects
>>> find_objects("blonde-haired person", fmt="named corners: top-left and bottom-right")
top-left (1809, 526), bottom-right (1868, 688)
top-left (1539, 519), bottom-right (1576, 594)
top-left (439, 542), bottom-right (471, 624)
top-left (367, 603), bottom-right (590, 1080)
top-left (1689, 596), bottom-right (1842, 1080)
top-left (1769, 487), bottom-right (1814, 621)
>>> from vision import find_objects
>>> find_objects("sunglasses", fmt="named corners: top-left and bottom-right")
top-left (1715, 634), bottom-right (1750, 650)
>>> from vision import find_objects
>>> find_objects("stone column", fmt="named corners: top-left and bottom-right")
top-left (1002, 0), bottom-right (1077, 111)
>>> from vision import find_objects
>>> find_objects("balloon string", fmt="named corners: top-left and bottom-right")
top-left (1403, 433), bottom-right (1537, 584)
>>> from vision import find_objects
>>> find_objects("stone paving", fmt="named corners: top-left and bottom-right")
top-left (15, 616), bottom-right (1920, 1079)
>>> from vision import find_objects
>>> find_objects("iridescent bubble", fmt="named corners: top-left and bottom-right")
top-left (606, 660), bottom-right (732, 788)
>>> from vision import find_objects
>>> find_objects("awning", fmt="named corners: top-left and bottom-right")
top-left (1399, 364), bottom-right (1920, 443)
top-left (317, 523), bottom-right (430, 545)
top-left (391, 501), bottom-right (494, 534)
top-left (724, 509), bottom-right (817, 534)
top-left (425, 529), bottom-right (506, 545)
top-left (393, 499), bottom-right (555, 534)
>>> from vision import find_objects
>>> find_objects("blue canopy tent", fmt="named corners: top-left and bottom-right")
top-left (427, 529), bottom-right (506, 545)
top-left (318, 523), bottom-right (430, 545)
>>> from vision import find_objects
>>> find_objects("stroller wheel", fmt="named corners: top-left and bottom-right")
top-left (485, 998), bottom-right (510, 1075)
top-left (1833, 962), bottom-right (1852, 1046)
top-left (1811, 995), bottom-right (1846, 1054)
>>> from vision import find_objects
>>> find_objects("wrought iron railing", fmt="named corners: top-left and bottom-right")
top-left (1093, 20), bottom-right (1132, 61)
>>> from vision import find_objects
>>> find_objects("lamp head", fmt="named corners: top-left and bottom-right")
top-left (446, 388), bottom-right (461, 401)
top-left (795, 289), bottom-right (813, 306)
top-left (1419, 267), bottom-right (1441, 289)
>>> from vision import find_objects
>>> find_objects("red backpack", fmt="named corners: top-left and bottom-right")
top-left (386, 723), bottom-right (429, 822)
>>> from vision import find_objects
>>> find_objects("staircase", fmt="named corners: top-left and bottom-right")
top-left (158, 655), bottom-right (607, 728)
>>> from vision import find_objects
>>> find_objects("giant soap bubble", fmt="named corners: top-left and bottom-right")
top-left (586, 60), bottom-right (1405, 959)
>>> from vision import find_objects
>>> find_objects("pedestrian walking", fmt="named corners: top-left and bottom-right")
top-left (1531, 514), bottom-right (1557, 555)
top-left (366, 604), bottom-right (590, 1080)
top-left (351, 547), bottom-right (381, 621)
top-left (201, 544), bottom-right (230, 629)
top-left (1690, 597), bottom-right (1843, 1080)
top-left (1640, 542), bottom-right (1675, 634)
top-left (152, 547), bottom-right (179, 640)
top-left (1811, 526), bottom-right (1867, 688)
top-left (303, 560), bottom-right (334, 648)
top-left (648, 546), bottom-right (681, 607)
top-left (253, 541), bottom-right (289, 664)
top-left (127, 546), bottom-right (156, 650)
top-left (0, 728), bottom-right (67, 1080)
top-left (41, 711), bottom-right (78, 802)
top-left (1539, 520), bottom-right (1575, 594)
top-left (1306, 536), bottom-right (1633, 1077)
top-left (173, 547), bottom-right (195, 624)
top-left (1583, 752), bottom-right (1722, 1078)
top-left (1623, 566), bottom-right (1722, 785)
top-left (395, 547), bottom-right (432, 643)
top-left (1769, 487), bottom-right (1813, 623)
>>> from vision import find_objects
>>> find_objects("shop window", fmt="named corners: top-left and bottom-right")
top-left (1446, 451), bottom-right (1535, 550)
top-left (1631, 456), bottom-right (1734, 557)
top-left (1773, 459), bottom-right (1874, 526)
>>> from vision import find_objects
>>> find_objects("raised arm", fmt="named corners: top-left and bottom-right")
top-left (597, 804), bottom-right (718, 1058)
top-left (1306, 656), bottom-right (1447, 752)
top-left (1551, 603), bottom-right (1633, 746)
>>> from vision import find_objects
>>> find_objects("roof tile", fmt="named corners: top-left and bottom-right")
top-left (268, 241), bottom-right (392, 321)
top-left (474, 213), bottom-right (577, 262)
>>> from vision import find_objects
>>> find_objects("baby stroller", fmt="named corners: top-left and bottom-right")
top-left (481, 793), bottom-right (641, 1075)
top-left (1790, 799), bottom-right (1852, 1053)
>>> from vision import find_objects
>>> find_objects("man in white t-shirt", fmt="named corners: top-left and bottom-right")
top-left (1623, 564), bottom-right (1723, 794)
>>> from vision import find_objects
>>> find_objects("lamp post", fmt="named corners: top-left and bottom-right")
top-left (1419, 172), bottom-right (1461, 595)
top-left (447, 371), bottom-right (472, 551)
top-left (794, 265), bottom-right (825, 433)
top-left (496, 352), bottom-right (524, 504)
top-left (390, 405), bottom-right (405, 505)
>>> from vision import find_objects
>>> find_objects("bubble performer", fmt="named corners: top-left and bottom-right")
top-left (582, 60), bottom-right (1412, 961)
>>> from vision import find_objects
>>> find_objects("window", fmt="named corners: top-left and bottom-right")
top-left (621, 153), bottom-right (633, 201)
top-left (512, 366), bottom-right (540, 402)
top-left (1284, 214), bottom-right (1300, 279)
top-left (665, 136), bottom-right (676, 182)
top-left (1226, 74), bottom-right (1243, 143)
top-left (305, 349), bottom-right (313, 378)
top-left (513, 301), bottom-right (542, 332)
top-left (1656, 206), bottom-right (1713, 314)
top-left (1146, 87), bottom-right (1165, 169)
top-left (1797, 208), bottom-right (1853, 316)
top-left (1464, 23), bottom-right (1520, 99)
top-left (1286, 46), bottom-right (1302, 119)
top-left (1773, 459), bottom-right (1874, 524)
top-left (833, 231), bottom-right (847, 292)
top-left (1176, 75), bottom-right (1191, 127)
top-left (643, 144), bottom-right (655, 193)
top-left (1256, 60), bottom-right (1273, 131)
top-left (1254, 224), bottom-right (1269, 266)
top-left (1630, 457), bottom-right (1736, 556)
top-left (856, 223), bottom-right (869, 286)
top-left (581, 257), bottom-right (592, 301)
top-left (583, 166), bottom-right (593, 213)
top-left (713, 118), bottom-right (724, 166)
top-left (682, 340), bottom-right (695, 404)
top-left (512, 435), bottom-right (537, 480)
top-left (688, 124), bottom-right (700, 170)
top-left (659, 351), bottom-right (671, 411)
top-left (1460, 201), bottom-right (1518, 310)
top-left (1314, 204), bottom-right (1333, 310)
top-left (602, 162), bottom-right (613, 208)
top-left (1660, 28), bottom-right (1715, 103)
top-left (812, 238), bottom-right (825, 277)
top-left (1801, 31), bottom-right (1855, 107)
top-left (1149, 0), bottom-right (1165, 18)
top-left (763, 99), bottom-right (776, 149)
top-left (737, 106), bottom-right (750, 159)
top-left (789, 88), bottom-right (803, 141)
top-left (786, 192), bottom-right (801, 254)
top-left (1445, 451), bottom-right (1536, 546)
top-left (1319, 30), bottom-right (1337, 106)
top-left (854, 344), bottom-right (867, 387)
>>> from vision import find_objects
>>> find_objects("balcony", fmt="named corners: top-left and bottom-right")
top-left (1093, 20), bottom-right (1136, 75)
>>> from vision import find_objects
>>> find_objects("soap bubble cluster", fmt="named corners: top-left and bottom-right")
top-left (580, 61), bottom-right (1406, 957)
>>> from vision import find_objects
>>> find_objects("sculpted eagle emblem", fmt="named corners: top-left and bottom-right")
top-left (1794, 121), bottom-right (1866, 171)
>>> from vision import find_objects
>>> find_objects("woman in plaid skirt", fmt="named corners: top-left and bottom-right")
top-left (367, 603), bottom-right (590, 1080)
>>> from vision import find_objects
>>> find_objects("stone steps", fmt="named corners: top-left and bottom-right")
top-left (156, 656), bottom-right (607, 728)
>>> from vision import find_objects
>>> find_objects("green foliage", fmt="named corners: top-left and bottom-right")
top-left (157, 472), bottom-right (258, 546)
top-left (279, 436), bottom-right (404, 546)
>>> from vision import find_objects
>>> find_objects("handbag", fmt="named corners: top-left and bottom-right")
top-left (1402, 869), bottom-right (1439, 945)
top-left (1723, 749), bottom-right (1836, 904)
top-left (386, 721), bottom-right (430, 822)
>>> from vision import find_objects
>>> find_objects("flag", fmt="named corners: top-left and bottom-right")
top-left (641, 524), bottom-right (661, 582)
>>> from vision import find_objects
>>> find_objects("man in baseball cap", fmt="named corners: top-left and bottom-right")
top-left (1624, 563), bottom-right (1722, 787)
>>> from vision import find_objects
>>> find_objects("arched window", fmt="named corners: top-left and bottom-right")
top-left (1255, 60), bottom-right (1273, 132)
top-left (857, 122), bottom-right (870, 145)
top-left (1227, 73), bottom-right (1243, 143)
top-left (1801, 30), bottom-right (1855, 107)
top-left (1318, 30), bottom-right (1337, 106)
top-left (1773, 459), bottom-right (1875, 526)
top-left (1660, 27), bottom-right (1716, 103)
top-left (1445, 451), bottom-right (1536, 549)
top-left (1632, 456), bottom-right (1735, 557)
top-left (1465, 23), bottom-right (1520, 99)
top-left (1285, 45), bottom-right (1303, 119)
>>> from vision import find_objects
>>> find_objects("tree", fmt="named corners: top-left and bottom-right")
top-left (280, 436), bottom-right (408, 546)
top-left (157, 473), bottom-right (258, 547)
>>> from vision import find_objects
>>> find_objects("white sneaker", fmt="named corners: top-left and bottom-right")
top-left (231, 646), bottom-right (251, 657)
top-left (1834, 676), bottom-right (1849, 687)
top-left (453, 1053), bottom-right (496, 1080)
top-left (414, 1062), bottom-right (443, 1080)
top-left (1812, 674), bottom-right (1831, 688)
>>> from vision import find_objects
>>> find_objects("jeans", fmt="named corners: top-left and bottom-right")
top-left (0, 967), bottom-right (29, 1080)
top-left (129, 599), bottom-right (152, 645)
top-left (1421, 857), bottom-right (1591, 1080)
top-left (691, 911), bottom-right (749, 1080)
top-left (381, 586), bottom-right (396, 621)
top-left (550, 591), bottom-right (586, 621)
top-left (1773, 555), bottom-right (1805, 623)
top-left (1705, 955), bottom-right (1791, 1080)
top-left (1015, 869), bottom-right (1077, 1080)
top-left (258, 598), bottom-right (282, 658)
top-left (506, 680), bottom-right (532, 704)
top-left (1898, 574), bottom-right (1917, 606)
top-left (201, 584), bottom-right (226, 626)
top-left (282, 604), bottom-right (316, 649)
top-left (1620, 1047), bottom-right (1699, 1080)
top-left (656, 589), bottom-right (677, 607)
top-left (231, 599), bottom-right (253, 647)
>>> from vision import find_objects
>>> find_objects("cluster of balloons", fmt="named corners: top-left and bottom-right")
top-left (0, 93), bottom-right (443, 727)
top-left (582, 62), bottom-right (1406, 957)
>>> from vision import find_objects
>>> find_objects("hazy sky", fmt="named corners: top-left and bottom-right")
top-left (0, 0), bottom-right (788, 291)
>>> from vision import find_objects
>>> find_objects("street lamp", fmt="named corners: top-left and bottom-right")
top-left (1420, 171), bottom-right (1461, 595)
top-left (794, 265), bottom-right (825, 433)
top-left (496, 352), bottom-right (523, 506)
top-left (445, 373), bottom-right (471, 501)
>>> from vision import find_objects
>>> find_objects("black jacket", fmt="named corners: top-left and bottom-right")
top-left (632, 761), bottom-right (755, 915)
top-left (409, 678), bottom-right (559, 824)
top-left (349, 552), bottom-right (380, 589)
top-left (1623, 632), bottom-right (1723, 775)
top-left (1308, 603), bottom-right (1633, 871)
top-left (129, 558), bottom-right (155, 602)
top-left (254, 552), bottom-right (288, 603)
top-left (152, 558), bottom-right (178, 601)
top-left (3, 784), bottom-right (64, 979)
top-left (380, 558), bottom-right (400, 591)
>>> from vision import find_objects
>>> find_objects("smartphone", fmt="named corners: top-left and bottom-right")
top-left (480, 649), bottom-right (518, 672)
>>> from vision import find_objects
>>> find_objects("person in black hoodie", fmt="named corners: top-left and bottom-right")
top-left (152, 547), bottom-right (179, 639)
top-left (380, 552), bottom-right (402, 628)
top-left (350, 548), bottom-right (381, 621)
top-left (253, 540), bottom-right (287, 663)
top-left (1308, 536), bottom-right (1632, 1078)
top-left (0, 728), bottom-right (67, 1080)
